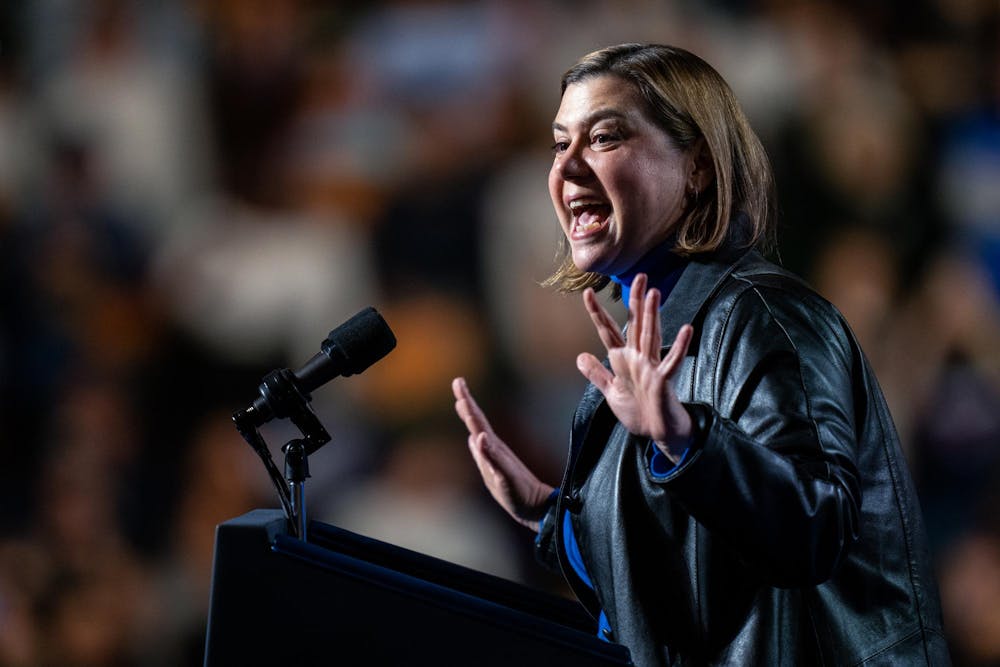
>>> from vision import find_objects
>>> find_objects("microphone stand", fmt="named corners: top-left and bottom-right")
top-left (233, 368), bottom-right (331, 541)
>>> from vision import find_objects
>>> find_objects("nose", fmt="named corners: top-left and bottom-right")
top-left (554, 142), bottom-right (591, 183)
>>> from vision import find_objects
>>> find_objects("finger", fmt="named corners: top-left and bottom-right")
top-left (584, 288), bottom-right (625, 350)
top-left (585, 288), bottom-right (625, 348)
top-left (606, 347), bottom-right (636, 387)
top-left (452, 377), bottom-right (493, 436)
top-left (468, 433), bottom-right (502, 484)
top-left (452, 377), bottom-right (473, 416)
top-left (478, 431), bottom-right (528, 481)
top-left (640, 287), bottom-right (661, 361)
top-left (455, 399), bottom-right (484, 436)
top-left (627, 273), bottom-right (648, 350)
top-left (658, 324), bottom-right (694, 376)
top-left (576, 352), bottom-right (615, 394)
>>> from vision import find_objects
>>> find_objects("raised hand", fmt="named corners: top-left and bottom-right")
top-left (576, 273), bottom-right (694, 463)
top-left (452, 377), bottom-right (555, 531)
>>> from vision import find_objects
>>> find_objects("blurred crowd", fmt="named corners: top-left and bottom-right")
top-left (0, 0), bottom-right (998, 665)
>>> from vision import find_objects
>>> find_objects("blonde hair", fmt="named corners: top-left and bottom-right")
top-left (544, 43), bottom-right (776, 295)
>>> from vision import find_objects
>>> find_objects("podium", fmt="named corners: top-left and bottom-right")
top-left (204, 509), bottom-right (632, 666)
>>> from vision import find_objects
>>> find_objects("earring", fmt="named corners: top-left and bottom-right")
top-left (686, 184), bottom-right (699, 206)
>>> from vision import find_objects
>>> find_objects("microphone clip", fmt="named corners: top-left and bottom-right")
top-left (233, 367), bottom-right (331, 541)
top-left (255, 368), bottom-right (331, 456)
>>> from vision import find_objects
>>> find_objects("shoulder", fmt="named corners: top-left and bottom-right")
top-left (688, 253), bottom-right (865, 430)
top-left (726, 252), bottom-right (820, 305)
top-left (701, 252), bottom-right (857, 363)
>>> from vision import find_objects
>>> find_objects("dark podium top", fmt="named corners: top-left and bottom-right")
top-left (204, 509), bottom-right (632, 666)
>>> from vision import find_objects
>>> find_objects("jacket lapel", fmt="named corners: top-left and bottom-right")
top-left (658, 247), bottom-right (752, 344)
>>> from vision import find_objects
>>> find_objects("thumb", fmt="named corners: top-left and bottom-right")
top-left (577, 352), bottom-right (614, 393)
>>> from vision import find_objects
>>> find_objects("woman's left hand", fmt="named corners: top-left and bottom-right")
top-left (576, 273), bottom-right (694, 463)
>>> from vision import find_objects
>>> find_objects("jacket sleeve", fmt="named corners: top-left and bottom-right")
top-left (533, 490), bottom-right (561, 572)
top-left (655, 282), bottom-right (865, 588)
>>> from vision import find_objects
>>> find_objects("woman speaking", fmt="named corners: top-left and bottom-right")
top-left (453, 43), bottom-right (948, 666)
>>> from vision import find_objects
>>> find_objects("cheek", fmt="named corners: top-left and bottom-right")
top-left (547, 169), bottom-right (565, 220)
top-left (635, 162), bottom-right (686, 218)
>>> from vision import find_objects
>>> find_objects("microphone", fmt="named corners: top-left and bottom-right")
top-left (239, 307), bottom-right (396, 427)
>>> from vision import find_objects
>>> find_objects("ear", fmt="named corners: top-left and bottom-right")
top-left (687, 137), bottom-right (715, 194)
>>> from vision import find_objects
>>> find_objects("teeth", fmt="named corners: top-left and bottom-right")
top-left (569, 199), bottom-right (609, 234)
top-left (569, 199), bottom-right (605, 214)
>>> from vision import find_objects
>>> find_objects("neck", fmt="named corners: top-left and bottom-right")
top-left (609, 239), bottom-right (687, 304)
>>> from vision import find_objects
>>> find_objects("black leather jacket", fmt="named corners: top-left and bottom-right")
top-left (536, 247), bottom-right (950, 666)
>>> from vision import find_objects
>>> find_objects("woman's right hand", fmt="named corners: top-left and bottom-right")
top-left (452, 377), bottom-right (555, 532)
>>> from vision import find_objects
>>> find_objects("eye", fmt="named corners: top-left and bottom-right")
top-left (551, 140), bottom-right (570, 154)
top-left (592, 131), bottom-right (620, 146)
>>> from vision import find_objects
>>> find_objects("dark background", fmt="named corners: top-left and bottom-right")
top-left (1, 1), bottom-right (998, 665)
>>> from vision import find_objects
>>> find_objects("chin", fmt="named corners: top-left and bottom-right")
top-left (569, 235), bottom-right (626, 276)
top-left (571, 253), bottom-right (611, 276)
top-left (570, 249), bottom-right (596, 273)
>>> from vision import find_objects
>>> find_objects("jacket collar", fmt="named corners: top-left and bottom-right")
top-left (658, 243), bottom-right (752, 345)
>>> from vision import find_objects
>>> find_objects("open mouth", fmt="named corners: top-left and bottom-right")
top-left (569, 199), bottom-right (612, 237)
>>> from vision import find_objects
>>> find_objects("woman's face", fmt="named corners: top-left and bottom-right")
top-left (549, 74), bottom-right (694, 277)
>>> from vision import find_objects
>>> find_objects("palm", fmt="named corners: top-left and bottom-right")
top-left (578, 274), bottom-right (693, 458)
top-left (452, 378), bottom-right (554, 530)
top-left (603, 348), bottom-right (672, 437)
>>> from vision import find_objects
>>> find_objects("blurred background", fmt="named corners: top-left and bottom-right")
top-left (0, 0), bottom-right (998, 664)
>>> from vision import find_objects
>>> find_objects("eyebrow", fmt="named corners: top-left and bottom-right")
top-left (552, 108), bottom-right (630, 132)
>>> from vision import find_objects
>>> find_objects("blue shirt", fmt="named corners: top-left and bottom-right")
top-left (609, 238), bottom-right (687, 305)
